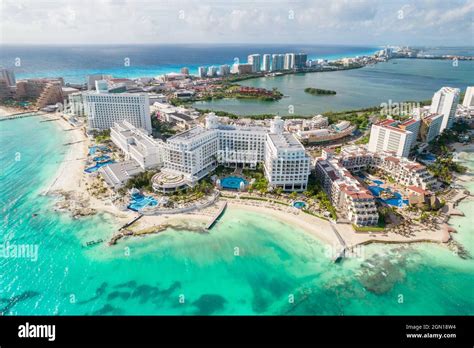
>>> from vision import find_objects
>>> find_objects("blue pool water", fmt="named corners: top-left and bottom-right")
top-left (88, 146), bottom-right (110, 155)
top-left (93, 155), bottom-right (111, 162)
top-left (84, 160), bottom-right (114, 173)
top-left (128, 193), bottom-right (158, 211)
top-left (368, 186), bottom-right (385, 196)
top-left (292, 201), bottom-right (306, 209)
top-left (220, 176), bottom-right (248, 190)
top-left (384, 192), bottom-right (409, 207)
top-left (369, 186), bottom-right (408, 207)
top-left (421, 154), bottom-right (437, 161)
top-left (373, 180), bottom-right (384, 186)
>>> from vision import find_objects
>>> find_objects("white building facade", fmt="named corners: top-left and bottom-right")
top-left (110, 120), bottom-right (164, 170)
top-left (430, 87), bottom-right (460, 132)
top-left (263, 117), bottom-right (311, 191)
top-left (368, 119), bottom-right (419, 158)
top-left (84, 91), bottom-right (152, 133)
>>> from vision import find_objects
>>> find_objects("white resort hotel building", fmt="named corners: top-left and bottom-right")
top-left (84, 89), bottom-right (152, 133)
top-left (107, 113), bottom-right (311, 193)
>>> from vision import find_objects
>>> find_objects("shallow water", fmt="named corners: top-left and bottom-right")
top-left (0, 116), bottom-right (473, 315)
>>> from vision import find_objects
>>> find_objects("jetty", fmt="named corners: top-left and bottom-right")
top-left (0, 112), bottom-right (40, 122)
top-left (119, 214), bottom-right (143, 231)
top-left (205, 201), bottom-right (227, 230)
top-left (329, 222), bottom-right (347, 262)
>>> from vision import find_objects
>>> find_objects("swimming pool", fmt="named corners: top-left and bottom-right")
top-left (84, 160), bottom-right (114, 173)
top-left (292, 201), bottom-right (306, 209)
top-left (368, 185), bottom-right (384, 196)
top-left (384, 192), bottom-right (408, 207)
top-left (128, 192), bottom-right (158, 211)
top-left (422, 154), bottom-right (436, 161)
top-left (220, 176), bottom-right (248, 190)
top-left (372, 180), bottom-right (384, 186)
top-left (369, 186), bottom-right (408, 207)
top-left (93, 155), bottom-right (111, 162)
top-left (88, 146), bottom-right (111, 155)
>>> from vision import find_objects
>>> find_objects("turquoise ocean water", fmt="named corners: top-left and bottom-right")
top-left (0, 44), bottom-right (379, 84)
top-left (0, 116), bottom-right (473, 315)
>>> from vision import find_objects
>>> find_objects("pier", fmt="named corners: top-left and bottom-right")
top-left (0, 112), bottom-right (40, 122)
top-left (205, 201), bottom-right (227, 230)
top-left (329, 222), bottom-right (347, 262)
top-left (119, 214), bottom-right (144, 231)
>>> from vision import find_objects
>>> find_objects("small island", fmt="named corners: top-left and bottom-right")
top-left (304, 87), bottom-right (337, 95)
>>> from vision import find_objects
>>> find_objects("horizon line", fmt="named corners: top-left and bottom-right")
top-left (1, 43), bottom-right (471, 48)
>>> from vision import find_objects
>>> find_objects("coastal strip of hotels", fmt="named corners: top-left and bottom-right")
top-left (1, 47), bottom-right (473, 257)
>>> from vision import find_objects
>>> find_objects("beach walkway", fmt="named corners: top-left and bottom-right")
top-left (0, 111), bottom-right (40, 121)
top-left (205, 201), bottom-right (227, 230)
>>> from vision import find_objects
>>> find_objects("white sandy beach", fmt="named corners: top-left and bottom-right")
top-left (43, 114), bottom-right (134, 222)
top-left (34, 108), bottom-right (467, 251)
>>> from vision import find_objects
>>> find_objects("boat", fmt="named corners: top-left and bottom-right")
top-left (83, 239), bottom-right (104, 247)
top-left (32, 213), bottom-right (38, 217)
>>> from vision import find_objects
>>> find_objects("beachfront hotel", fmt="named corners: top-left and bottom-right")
top-left (83, 89), bottom-right (152, 133)
top-left (315, 152), bottom-right (379, 226)
top-left (430, 86), bottom-right (460, 132)
top-left (207, 114), bottom-right (268, 169)
top-left (158, 114), bottom-right (310, 191)
top-left (368, 118), bottom-right (420, 158)
top-left (315, 145), bottom-right (436, 225)
top-left (336, 145), bottom-right (435, 189)
top-left (264, 117), bottom-right (311, 191)
top-left (110, 120), bottom-right (164, 170)
top-left (108, 113), bottom-right (310, 192)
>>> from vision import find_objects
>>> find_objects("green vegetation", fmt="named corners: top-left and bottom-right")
top-left (427, 124), bottom-right (469, 185)
top-left (428, 156), bottom-right (466, 185)
top-left (243, 163), bottom-right (268, 194)
top-left (151, 116), bottom-right (177, 139)
top-left (91, 129), bottom-right (110, 143)
top-left (172, 84), bottom-right (283, 105)
top-left (304, 87), bottom-right (336, 95)
top-left (355, 135), bottom-right (370, 145)
top-left (429, 123), bottom-right (469, 155)
top-left (323, 110), bottom-right (373, 130)
top-left (240, 196), bottom-right (268, 201)
top-left (168, 180), bottom-right (214, 203)
top-left (214, 165), bottom-right (234, 177)
top-left (352, 225), bottom-right (385, 232)
top-left (125, 171), bottom-right (156, 191)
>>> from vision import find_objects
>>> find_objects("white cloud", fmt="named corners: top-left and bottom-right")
top-left (0, 0), bottom-right (472, 45)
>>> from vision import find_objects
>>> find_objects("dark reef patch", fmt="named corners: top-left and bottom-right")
top-left (77, 282), bottom-right (108, 304)
top-left (192, 294), bottom-right (227, 315)
top-left (0, 291), bottom-right (40, 315)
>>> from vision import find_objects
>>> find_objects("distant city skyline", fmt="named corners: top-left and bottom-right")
top-left (0, 0), bottom-right (473, 46)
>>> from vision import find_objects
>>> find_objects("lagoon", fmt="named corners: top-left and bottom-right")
top-left (193, 58), bottom-right (474, 116)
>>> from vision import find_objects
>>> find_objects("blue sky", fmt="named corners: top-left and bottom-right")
top-left (0, 0), bottom-right (473, 46)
